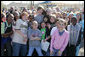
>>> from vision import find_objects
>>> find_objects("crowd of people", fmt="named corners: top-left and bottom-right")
top-left (1, 5), bottom-right (84, 56)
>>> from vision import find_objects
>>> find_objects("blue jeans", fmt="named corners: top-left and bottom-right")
top-left (1, 36), bottom-right (12, 48)
top-left (27, 46), bottom-right (43, 56)
top-left (76, 45), bottom-right (80, 56)
top-left (1, 41), bottom-right (12, 56)
top-left (1, 37), bottom-right (12, 56)
top-left (46, 48), bottom-right (50, 56)
top-left (12, 42), bottom-right (27, 56)
top-left (50, 48), bottom-right (60, 56)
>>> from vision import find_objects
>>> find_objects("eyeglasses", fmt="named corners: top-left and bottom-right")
top-left (58, 23), bottom-right (65, 26)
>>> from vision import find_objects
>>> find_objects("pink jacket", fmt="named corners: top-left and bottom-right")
top-left (50, 29), bottom-right (69, 52)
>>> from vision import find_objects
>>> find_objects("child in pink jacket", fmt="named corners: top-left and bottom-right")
top-left (50, 18), bottom-right (69, 56)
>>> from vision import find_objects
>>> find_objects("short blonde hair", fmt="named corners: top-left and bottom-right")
top-left (57, 18), bottom-right (67, 26)
top-left (32, 21), bottom-right (38, 25)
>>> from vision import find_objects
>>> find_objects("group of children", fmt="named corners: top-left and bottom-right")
top-left (1, 6), bottom-right (84, 56)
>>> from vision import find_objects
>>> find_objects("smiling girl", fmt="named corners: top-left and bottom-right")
top-left (50, 18), bottom-right (69, 56)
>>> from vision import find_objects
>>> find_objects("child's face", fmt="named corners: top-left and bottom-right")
top-left (7, 14), bottom-right (14, 23)
top-left (38, 9), bottom-right (43, 14)
top-left (50, 17), bottom-right (55, 23)
top-left (71, 18), bottom-right (77, 25)
top-left (47, 23), bottom-right (51, 29)
top-left (2, 17), bottom-right (6, 22)
top-left (41, 23), bottom-right (46, 28)
top-left (14, 13), bottom-right (19, 20)
top-left (44, 17), bottom-right (48, 22)
top-left (22, 15), bottom-right (28, 20)
top-left (57, 21), bottom-right (65, 30)
top-left (32, 22), bottom-right (38, 30)
top-left (64, 17), bottom-right (69, 22)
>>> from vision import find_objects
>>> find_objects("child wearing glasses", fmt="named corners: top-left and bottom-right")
top-left (50, 18), bottom-right (69, 56)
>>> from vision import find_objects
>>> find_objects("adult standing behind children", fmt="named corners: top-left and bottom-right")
top-left (12, 12), bottom-right (28, 56)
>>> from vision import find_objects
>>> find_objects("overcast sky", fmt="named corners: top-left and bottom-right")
top-left (2, 1), bottom-right (84, 5)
